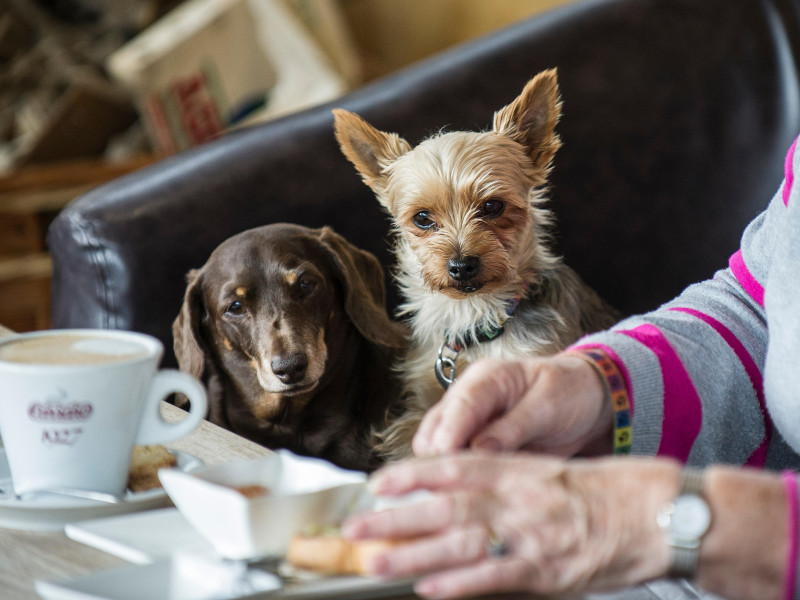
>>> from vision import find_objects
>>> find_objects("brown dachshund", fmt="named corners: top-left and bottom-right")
top-left (172, 223), bottom-right (407, 472)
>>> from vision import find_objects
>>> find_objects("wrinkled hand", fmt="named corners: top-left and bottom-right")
top-left (413, 354), bottom-right (613, 457)
top-left (343, 454), bottom-right (677, 599)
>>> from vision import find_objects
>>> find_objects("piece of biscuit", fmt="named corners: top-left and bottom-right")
top-left (232, 484), bottom-right (270, 498)
top-left (127, 444), bottom-right (177, 492)
top-left (287, 533), bottom-right (404, 575)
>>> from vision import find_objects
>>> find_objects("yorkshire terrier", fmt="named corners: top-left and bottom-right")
top-left (333, 69), bottom-right (620, 460)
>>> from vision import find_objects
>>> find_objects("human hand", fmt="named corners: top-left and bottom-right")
top-left (343, 453), bottom-right (678, 599)
top-left (413, 354), bottom-right (613, 457)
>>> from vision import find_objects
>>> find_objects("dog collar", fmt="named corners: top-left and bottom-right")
top-left (435, 280), bottom-right (531, 389)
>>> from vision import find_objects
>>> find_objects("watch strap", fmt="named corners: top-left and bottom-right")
top-left (666, 468), bottom-right (708, 578)
top-left (670, 539), bottom-right (700, 578)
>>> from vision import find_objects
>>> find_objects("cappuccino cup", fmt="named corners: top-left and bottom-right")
top-left (0, 329), bottom-right (208, 496)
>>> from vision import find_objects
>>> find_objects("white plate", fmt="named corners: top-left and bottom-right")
top-left (35, 553), bottom-right (283, 600)
top-left (61, 508), bottom-right (415, 600)
top-left (0, 449), bottom-right (203, 531)
top-left (36, 554), bottom-right (415, 600)
top-left (66, 507), bottom-right (215, 564)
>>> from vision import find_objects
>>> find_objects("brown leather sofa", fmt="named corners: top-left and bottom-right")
top-left (48, 0), bottom-right (800, 368)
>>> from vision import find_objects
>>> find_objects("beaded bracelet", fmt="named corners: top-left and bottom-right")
top-left (566, 347), bottom-right (632, 455)
top-left (782, 470), bottom-right (798, 600)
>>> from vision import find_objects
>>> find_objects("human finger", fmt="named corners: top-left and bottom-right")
top-left (413, 558), bottom-right (530, 600)
top-left (343, 487), bottom-right (498, 541)
top-left (469, 389), bottom-right (583, 457)
top-left (412, 401), bottom-right (445, 456)
top-left (363, 523), bottom-right (497, 578)
top-left (415, 360), bottom-right (526, 456)
top-left (367, 454), bottom-right (512, 498)
top-left (469, 354), bottom-right (612, 456)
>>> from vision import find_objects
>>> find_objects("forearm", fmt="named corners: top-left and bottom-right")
top-left (696, 466), bottom-right (791, 600)
top-left (592, 460), bottom-right (794, 599)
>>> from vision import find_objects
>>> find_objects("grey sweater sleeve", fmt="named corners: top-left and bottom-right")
top-left (570, 141), bottom-right (800, 471)
top-left (569, 139), bottom-right (800, 600)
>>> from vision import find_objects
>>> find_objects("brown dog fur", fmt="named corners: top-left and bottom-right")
top-left (172, 223), bottom-right (407, 472)
top-left (333, 69), bottom-right (620, 460)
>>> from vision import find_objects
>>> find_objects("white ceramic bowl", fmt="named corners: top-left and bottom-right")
top-left (158, 450), bottom-right (369, 560)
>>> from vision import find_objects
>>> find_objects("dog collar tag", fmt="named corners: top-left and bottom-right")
top-left (435, 342), bottom-right (459, 389)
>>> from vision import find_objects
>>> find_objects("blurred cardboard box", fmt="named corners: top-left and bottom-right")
top-left (285, 0), bottom-right (363, 87)
top-left (107, 0), bottom-right (349, 155)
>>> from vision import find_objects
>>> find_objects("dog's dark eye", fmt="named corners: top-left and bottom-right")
top-left (225, 300), bottom-right (245, 316)
top-left (413, 211), bottom-right (436, 230)
top-left (298, 278), bottom-right (316, 296)
top-left (480, 198), bottom-right (505, 218)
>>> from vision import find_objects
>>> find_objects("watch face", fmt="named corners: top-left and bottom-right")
top-left (671, 495), bottom-right (711, 540)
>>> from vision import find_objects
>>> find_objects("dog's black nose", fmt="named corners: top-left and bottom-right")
top-left (271, 352), bottom-right (308, 384)
top-left (447, 256), bottom-right (480, 282)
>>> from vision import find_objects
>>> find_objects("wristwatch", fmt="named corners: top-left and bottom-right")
top-left (656, 468), bottom-right (711, 578)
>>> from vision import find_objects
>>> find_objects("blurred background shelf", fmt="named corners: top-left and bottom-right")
top-left (0, 0), bottom-right (576, 333)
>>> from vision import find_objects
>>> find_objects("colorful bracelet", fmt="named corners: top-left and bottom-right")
top-left (782, 470), bottom-right (798, 600)
top-left (566, 347), bottom-right (632, 455)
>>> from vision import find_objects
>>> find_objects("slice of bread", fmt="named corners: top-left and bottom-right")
top-left (287, 533), bottom-right (404, 575)
top-left (127, 444), bottom-right (177, 492)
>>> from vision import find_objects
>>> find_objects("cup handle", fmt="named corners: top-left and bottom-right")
top-left (135, 369), bottom-right (208, 445)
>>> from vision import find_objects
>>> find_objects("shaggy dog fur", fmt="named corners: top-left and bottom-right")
top-left (333, 69), bottom-right (619, 460)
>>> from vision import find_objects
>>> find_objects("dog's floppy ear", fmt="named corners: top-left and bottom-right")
top-left (172, 269), bottom-right (208, 404)
top-left (332, 108), bottom-right (411, 204)
top-left (317, 227), bottom-right (406, 350)
top-left (493, 68), bottom-right (563, 173)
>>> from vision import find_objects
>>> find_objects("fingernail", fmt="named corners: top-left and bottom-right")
top-left (473, 436), bottom-right (502, 452)
top-left (368, 474), bottom-right (389, 495)
top-left (431, 432), bottom-right (451, 454)
top-left (412, 438), bottom-right (430, 456)
top-left (340, 519), bottom-right (358, 538)
top-left (364, 553), bottom-right (391, 576)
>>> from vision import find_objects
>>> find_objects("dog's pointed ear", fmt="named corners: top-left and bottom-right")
top-left (317, 226), bottom-right (407, 350)
top-left (493, 68), bottom-right (563, 172)
top-left (332, 108), bottom-right (411, 202)
top-left (172, 269), bottom-right (208, 405)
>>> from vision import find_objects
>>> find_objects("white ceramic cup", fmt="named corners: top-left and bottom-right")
top-left (0, 329), bottom-right (208, 496)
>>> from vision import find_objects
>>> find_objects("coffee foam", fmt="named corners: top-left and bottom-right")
top-left (0, 334), bottom-right (149, 366)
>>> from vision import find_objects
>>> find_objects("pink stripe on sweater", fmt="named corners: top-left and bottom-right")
top-left (784, 138), bottom-right (797, 206)
top-left (729, 249), bottom-right (764, 307)
top-left (619, 324), bottom-right (701, 462)
top-left (569, 342), bottom-right (634, 415)
top-left (670, 307), bottom-right (770, 466)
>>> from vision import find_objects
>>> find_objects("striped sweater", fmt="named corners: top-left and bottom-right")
top-left (573, 137), bottom-right (800, 471)
top-left (572, 139), bottom-right (800, 599)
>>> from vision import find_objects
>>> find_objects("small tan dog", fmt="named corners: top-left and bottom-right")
top-left (333, 69), bottom-right (619, 459)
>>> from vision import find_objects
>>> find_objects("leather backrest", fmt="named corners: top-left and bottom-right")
top-left (48, 0), bottom-right (800, 366)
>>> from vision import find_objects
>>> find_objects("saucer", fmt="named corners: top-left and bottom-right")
top-left (0, 448), bottom-right (203, 531)
top-left (35, 551), bottom-right (416, 600)
top-left (36, 553), bottom-right (283, 600)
